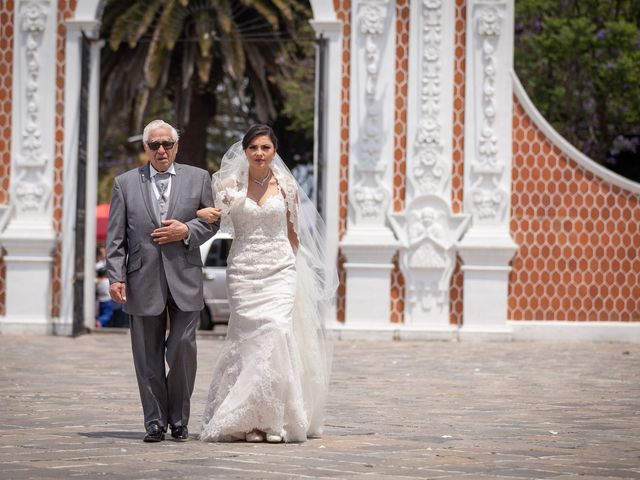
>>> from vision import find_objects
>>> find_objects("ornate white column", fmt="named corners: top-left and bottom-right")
top-left (309, 4), bottom-right (342, 328)
top-left (340, 0), bottom-right (398, 327)
top-left (458, 0), bottom-right (517, 338)
top-left (0, 0), bottom-right (58, 333)
top-left (389, 0), bottom-right (470, 329)
top-left (58, 12), bottom-right (102, 334)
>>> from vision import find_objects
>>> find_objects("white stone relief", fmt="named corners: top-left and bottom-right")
top-left (389, 196), bottom-right (469, 322)
top-left (469, 3), bottom-right (507, 221)
top-left (471, 187), bottom-right (505, 219)
top-left (14, 1), bottom-right (52, 215)
top-left (388, 0), bottom-right (468, 325)
top-left (411, 243), bottom-right (445, 269)
top-left (354, 185), bottom-right (385, 217)
top-left (351, 0), bottom-right (390, 223)
top-left (412, 2), bottom-right (447, 197)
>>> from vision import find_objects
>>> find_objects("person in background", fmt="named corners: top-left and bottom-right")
top-left (95, 267), bottom-right (113, 328)
top-left (95, 244), bottom-right (106, 272)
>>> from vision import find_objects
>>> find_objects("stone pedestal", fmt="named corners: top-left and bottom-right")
top-left (341, 227), bottom-right (397, 326)
top-left (0, 222), bottom-right (56, 333)
top-left (458, 229), bottom-right (516, 339)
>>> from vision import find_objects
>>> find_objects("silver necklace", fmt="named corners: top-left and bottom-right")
top-left (250, 171), bottom-right (271, 186)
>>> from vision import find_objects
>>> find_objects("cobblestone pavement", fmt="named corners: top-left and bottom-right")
top-left (1, 332), bottom-right (639, 479)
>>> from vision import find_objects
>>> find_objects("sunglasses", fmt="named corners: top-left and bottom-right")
top-left (147, 141), bottom-right (176, 151)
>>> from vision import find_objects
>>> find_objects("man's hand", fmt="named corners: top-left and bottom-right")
top-left (151, 219), bottom-right (189, 245)
top-left (109, 282), bottom-right (127, 303)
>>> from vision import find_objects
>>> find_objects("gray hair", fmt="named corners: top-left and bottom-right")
top-left (142, 120), bottom-right (179, 143)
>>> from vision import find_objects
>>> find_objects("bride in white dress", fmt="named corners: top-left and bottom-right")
top-left (197, 125), bottom-right (335, 443)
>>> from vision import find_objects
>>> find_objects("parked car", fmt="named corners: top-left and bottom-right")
top-left (199, 233), bottom-right (232, 330)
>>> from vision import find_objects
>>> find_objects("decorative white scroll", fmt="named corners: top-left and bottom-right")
top-left (412, 0), bottom-right (448, 198)
top-left (351, 0), bottom-right (391, 223)
top-left (14, 1), bottom-right (52, 216)
top-left (468, 2), bottom-right (508, 222)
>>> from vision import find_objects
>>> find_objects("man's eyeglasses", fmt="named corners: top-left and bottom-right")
top-left (147, 141), bottom-right (176, 151)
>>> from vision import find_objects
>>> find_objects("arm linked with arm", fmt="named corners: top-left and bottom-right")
top-left (183, 170), bottom-right (220, 250)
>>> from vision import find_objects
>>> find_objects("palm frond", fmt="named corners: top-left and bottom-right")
top-left (143, 21), bottom-right (171, 89)
top-left (270, 0), bottom-right (293, 22)
top-left (109, 0), bottom-right (162, 49)
top-left (218, 28), bottom-right (245, 81)
top-left (158, 0), bottom-right (188, 51)
top-left (194, 9), bottom-right (215, 61)
top-left (196, 46), bottom-right (215, 84)
top-left (215, 0), bottom-right (233, 34)
top-left (239, 0), bottom-right (279, 29)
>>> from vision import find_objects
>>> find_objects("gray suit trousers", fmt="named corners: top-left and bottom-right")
top-left (129, 295), bottom-right (199, 430)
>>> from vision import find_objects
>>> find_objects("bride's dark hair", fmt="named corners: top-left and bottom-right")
top-left (242, 124), bottom-right (278, 150)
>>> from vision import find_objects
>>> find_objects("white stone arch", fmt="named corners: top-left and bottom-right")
top-left (57, 0), bottom-right (343, 332)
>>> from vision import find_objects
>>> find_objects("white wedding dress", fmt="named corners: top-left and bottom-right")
top-left (200, 189), bottom-right (311, 442)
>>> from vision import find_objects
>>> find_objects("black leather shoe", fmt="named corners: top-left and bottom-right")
top-left (170, 425), bottom-right (188, 441)
top-left (143, 423), bottom-right (165, 443)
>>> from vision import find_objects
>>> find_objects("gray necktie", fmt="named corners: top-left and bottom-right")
top-left (155, 173), bottom-right (171, 220)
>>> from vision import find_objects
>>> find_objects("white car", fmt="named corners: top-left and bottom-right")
top-left (199, 233), bottom-right (233, 330)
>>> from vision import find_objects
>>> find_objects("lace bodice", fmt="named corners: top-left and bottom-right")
top-left (227, 193), bottom-right (295, 273)
top-left (230, 193), bottom-right (289, 241)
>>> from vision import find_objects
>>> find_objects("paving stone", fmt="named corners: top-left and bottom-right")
top-left (0, 334), bottom-right (639, 479)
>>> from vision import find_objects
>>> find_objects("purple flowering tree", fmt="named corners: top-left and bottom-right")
top-left (515, 0), bottom-right (640, 181)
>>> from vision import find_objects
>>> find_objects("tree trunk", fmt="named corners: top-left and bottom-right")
top-left (177, 90), bottom-right (217, 172)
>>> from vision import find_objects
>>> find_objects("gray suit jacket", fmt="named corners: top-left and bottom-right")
top-left (106, 162), bottom-right (219, 316)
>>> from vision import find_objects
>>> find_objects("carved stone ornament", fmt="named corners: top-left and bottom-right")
top-left (389, 196), bottom-right (470, 322)
top-left (408, 0), bottom-right (449, 198)
top-left (14, 1), bottom-right (51, 215)
top-left (469, 2), bottom-right (508, 222)
top-left (351, 0), bottom-right (391, 224)
top-left (470, 186), bottom-right (506, 219)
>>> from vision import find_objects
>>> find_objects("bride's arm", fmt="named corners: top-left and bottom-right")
top-left (197, 175), bottom-right (238, 223)
top-left (197, 207), bottom-right (221, 224)
top-left (286, 209), bottom-right (299, 253)
top-left (282, 179), bottom-right (299, 253)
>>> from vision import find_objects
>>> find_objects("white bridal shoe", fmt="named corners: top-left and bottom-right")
top-left (245, 431), bottom-right (265, 442)
top-left (265, 432), bottom-right (283, 443)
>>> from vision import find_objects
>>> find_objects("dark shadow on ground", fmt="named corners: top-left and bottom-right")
top-left (79, 431), bottom-right (141, 440)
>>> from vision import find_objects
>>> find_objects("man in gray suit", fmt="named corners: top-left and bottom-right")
top-left (106, 119), bottom-right (219, 442)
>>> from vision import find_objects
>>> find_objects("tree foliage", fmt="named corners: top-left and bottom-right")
top-left (515, 0), bottom-right (640, 181)
top-left (99, 0), bottom-right (315, 174)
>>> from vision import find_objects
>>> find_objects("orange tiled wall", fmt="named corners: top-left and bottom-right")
top-left (50, 0), bottom-right (77, 318)
top-left (0, 0), bottom-right (13, 316)
top-left (509, 98), bottom-right (640, 321)
top-left (334, 0), bottom-right (351, 322)
top-left (389, 0), bottom-right (409, 324)
top-left (449, 0), bottom-right (466, 326)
